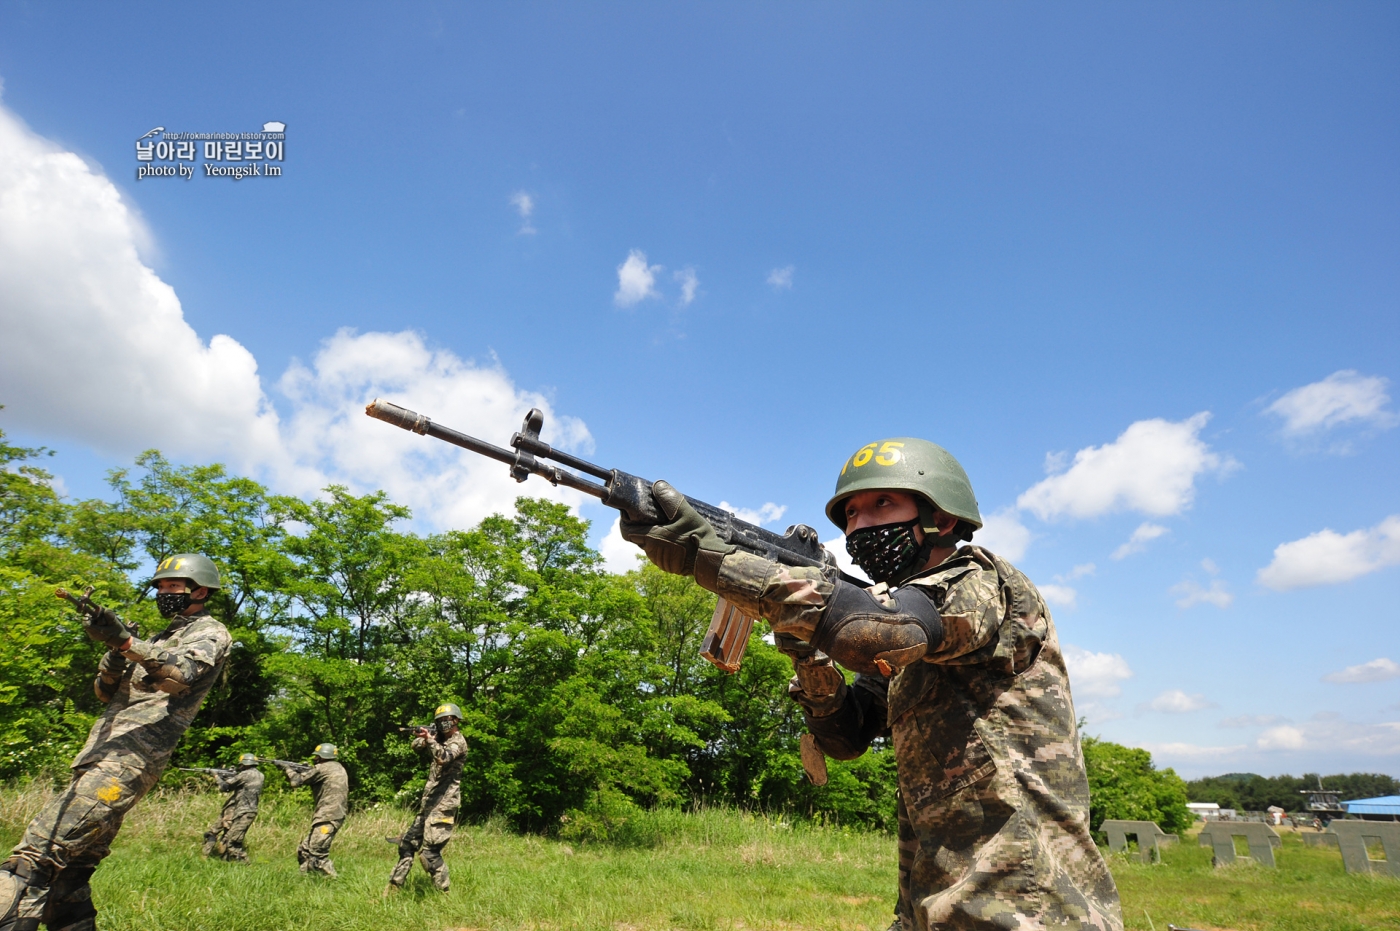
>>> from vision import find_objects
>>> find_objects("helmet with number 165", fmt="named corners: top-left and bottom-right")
top-left (825, 437), bottom-right (982, 534)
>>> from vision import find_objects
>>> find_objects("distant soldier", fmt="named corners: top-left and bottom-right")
top-left (0, 554), bottom-right (231, 931)
top-left (275, 744), bottom-right (348, 878)
top-left (385, 703), bottom-right (468, 894)
top-left (203, 754), bottom-right (264, 862)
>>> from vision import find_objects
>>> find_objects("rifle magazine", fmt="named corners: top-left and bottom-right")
top-left (700, 598), bottom-right (756, 673)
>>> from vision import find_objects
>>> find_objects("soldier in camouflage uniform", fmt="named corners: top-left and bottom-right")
top-left (202, 754), bottom-right (264, 862)
top-left (384, 702), bottom-right (468, 894)
top-left (0, 554), bottom-right (232, 931)
top-left (277, 744), bottom-right (348, 878)
top-left (622, 439), bottom-right (1123, 931)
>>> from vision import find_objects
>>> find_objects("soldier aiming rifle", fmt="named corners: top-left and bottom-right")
top-left (0, 555), bottom-right (232, 931)
top-left (367, 404), bottom-right (1124, 931)
top-left (385, 703), bottom-right (468, 894)
top-left (270, 745), bottom-right (348, 878)
top-left (192, 754), bottom-right (264, 862)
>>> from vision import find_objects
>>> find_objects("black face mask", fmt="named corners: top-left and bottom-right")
top-left (845, 518), bottom-right (934, 584)
top-left (156, 592), bottom-right (192, 619)
top-left (435, 719), bottom-right (455, 739)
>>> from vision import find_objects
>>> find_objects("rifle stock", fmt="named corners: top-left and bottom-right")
top-left (366, 399), bottom-right (856, 673)
top-left (178, 766), bottom-right (235, 777)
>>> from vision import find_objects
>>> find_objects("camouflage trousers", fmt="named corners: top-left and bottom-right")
top-left (204, 811), bottom-right (257, 862)
top-left (387, 807), bottom-right (455, 892)
top-left (296, 819), bottom-right (343, 878)
top-left (1, 758), bottom-right (161, 930)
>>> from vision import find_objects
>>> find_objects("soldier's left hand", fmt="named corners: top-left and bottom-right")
top-left (619, 481), bottom-right (735, 580)
top-left (82, 606), bottom-right (133, 649)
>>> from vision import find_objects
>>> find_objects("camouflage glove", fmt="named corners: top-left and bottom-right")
top-left (82, 606), bottom-right (133, 650)
top-left (619, 481), bottom-right (736, 588)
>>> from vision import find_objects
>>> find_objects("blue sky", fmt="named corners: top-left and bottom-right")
top-left (0, 2), bottom-right (1397, 778)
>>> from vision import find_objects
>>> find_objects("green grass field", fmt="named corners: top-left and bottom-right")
top-left (2, 783), bottom-right (1397, 931)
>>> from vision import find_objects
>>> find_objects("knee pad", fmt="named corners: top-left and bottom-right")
top-left (419, 846), bottom-right (445, 873)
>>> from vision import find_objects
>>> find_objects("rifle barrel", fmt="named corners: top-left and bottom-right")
top-left (366, 399), bottom-right (609, 498)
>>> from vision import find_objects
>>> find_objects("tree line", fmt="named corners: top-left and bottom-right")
top-left (14, 419), bottom-right (1376, 842)
top-left (1186, 772), bottom-right (1399, 812)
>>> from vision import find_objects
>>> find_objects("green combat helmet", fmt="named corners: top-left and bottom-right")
top-left (434, 702), bottom-right (463, 721)
top-left (149, 553), bottom-right (222, 591)
top-left (238, 753), bottom-right (257, 767)
top-left (825, 437), bottom-right (982, 536)
top-left (312, 743), bottom-right (338, 760)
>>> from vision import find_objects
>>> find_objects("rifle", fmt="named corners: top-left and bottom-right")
top-left (55, 587), bottom-right (139, 642)
top-left (397, 723), bottom-right (434, 736)
top-left (257, 757), bottom-right (312, 774)
top-left (366, 400), bottom-right (858, 672)
top-left (178, 766), bottom-right (235, 777)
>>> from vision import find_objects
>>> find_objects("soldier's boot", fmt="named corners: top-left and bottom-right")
top-left (0, 858), bottom-right (50, 931)
top-left (387, 853), bottom-right (415, 890)
top-left (221, 844), bottom-right (249, 864)
top-left (318, 859), bottom-right (338, 879)
top-left (43, 866), bottom-right (96, 931)
top-left (419, 847), bottom-right (449, 893)
top-left (202, 831), bottom-right (219, 857)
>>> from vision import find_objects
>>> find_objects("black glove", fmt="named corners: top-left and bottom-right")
top-left (82, 606), bottom-right (133, 650)
top-left (618, 481), bottom-right (736, 586)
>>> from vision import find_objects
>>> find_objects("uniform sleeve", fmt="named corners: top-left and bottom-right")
top-left (93, 649), bottom-right (129, 703)
top-left (711, 551), bottom-right (835, 640)
top-left (287, 766), bottom-right (319, 789)
top-left (120, 619), bottom-right (232, 696)
top-left (801, 675), bottom-right (890, 761)
top-left (429, 734), bottom-right (467, 766)
top-left (914, 563), bottom-right (1006, 663)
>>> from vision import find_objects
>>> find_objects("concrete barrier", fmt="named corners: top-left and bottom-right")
top-left (1198, 822), bottom-right (1280, 867)
top-left (1328, 821), bottom-right (1400, 877)
top-left (1102, 820), bottom-right (1177, 864)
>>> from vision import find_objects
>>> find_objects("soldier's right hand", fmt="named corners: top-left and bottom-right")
top-left (83, 606), bottom-right (134, 650)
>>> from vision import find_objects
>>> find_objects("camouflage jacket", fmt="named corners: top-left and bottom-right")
top-left (72, 609), bottom-right (232, 772)
top-left (289, 760), bottom-right (349, 823)
top-left (216, 767), bottom-right (265, 816)
top-left (715, 546), bottom-right (1122, 931)
top-left (411, 730), bottom-right (467, 814)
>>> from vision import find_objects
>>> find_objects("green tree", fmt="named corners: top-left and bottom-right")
top-left (1082, 735), bottom-right (1192, 836)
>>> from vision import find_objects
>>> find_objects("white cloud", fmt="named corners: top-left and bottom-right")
top-left (614, 249), bottom-right (661, 307)
top-left (718, 500), bottom-right (787, 526)
top-left (1256, 515), bottom-right (1400, 590)
top-left (0, 100), bottom-right (283, 471)
top-left (1063, 645), bottom-right (1133, 698)
top-left (599, 517), bottom-right (644, 575)
top-left (1171, 578), bottom-right (1233, 609)
top-left (1141, 741), bottom-right (1248, 759)
top-left (1150, 717), bottom-right (1400, 760)
top-left (1323, 657), bottom-right (1400, 684)
top-left (1200, 558), bottom-right (1219, 575)
top-left (278, 328), bottom-right (593, 529)
top-left (509, 191), bottom-right (537, 235)
top-left (1146, 689), bottom-right (1215, 713)
top-left (1039, 584), bottom-right (1077, 609)
top-left (974, 508), bottom-right (1031, 561)
top-left (674, 267), bottom-right (699, 306)
top-left (1111, 522), bottom-right (1169, 560)
top-left (1256, 725), bottom-right (1307, 750)
top-left (1062, 562), bottom-right (1097, 581)
top-left (1218, 714), bottom-right (1289, 728)
top-left (1266, 370), bottom-right (1396, 436)
top-left (0, 101), bottom-right (593, 535)
top-left (1017, 413), bottom-right (1234, 521)
top-left (766, 265), bottom-right (794, 290)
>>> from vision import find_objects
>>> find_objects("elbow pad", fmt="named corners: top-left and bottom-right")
top-left (810, 581), bottom-right (942, 676)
